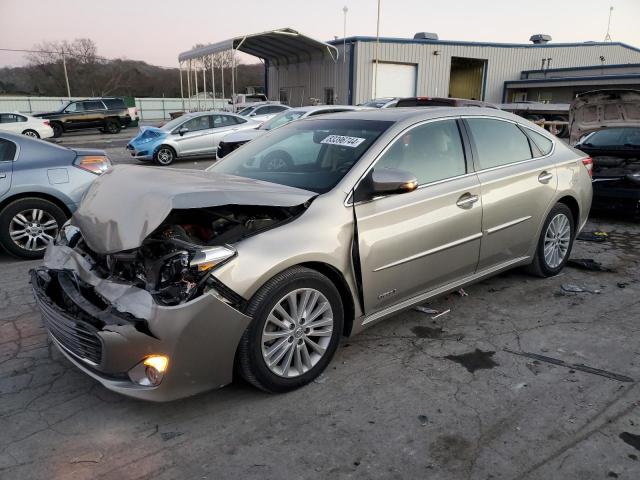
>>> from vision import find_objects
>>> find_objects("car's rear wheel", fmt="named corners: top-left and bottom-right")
top-left (51, 122), bottom-right (63, 138)
top-left (154, 146), bottom-right (176, 166)
top-left (0, 198), bottom-right (67, 259)
top-left (526, 203), bottom-right (574, 277)
top-left (104, 120), bottom-right (121, 134)
top-left (22, 129), bottom-right (40, 138)
top-left (236, 266), bottom-right (343, 393)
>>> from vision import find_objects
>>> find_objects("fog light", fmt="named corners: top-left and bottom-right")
top-left (128, 355), bottom-right (169, 386)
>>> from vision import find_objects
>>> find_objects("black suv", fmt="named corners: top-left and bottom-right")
top-left (33, 98), bottom-right (132, 137)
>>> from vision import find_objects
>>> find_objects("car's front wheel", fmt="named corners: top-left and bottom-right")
top-left (526, 203), bottom-right (575, 277)
top-left (154, 146), bottom-right (176, 166)
top-left (236, 266), bottom-right (344, 393)
top-left (0, 198), bottom-right (67, 259)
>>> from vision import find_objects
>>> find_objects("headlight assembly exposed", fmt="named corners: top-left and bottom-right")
top-left (190, 245), bottom-right (236, 272)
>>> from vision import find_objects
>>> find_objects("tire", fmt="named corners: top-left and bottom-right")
top-left (104, 119), bottom-right (121, 134)
top-left (260, 150), bottom-right (293, 171)
top-left (153, 146), bottom-right (176, 166)
top-left (0, 198), bottom-right (67, 259)
top-left (525, 203), bottom-right (575, 278)
top-left (22, 129), bottom-right (40, 139)
top-left (51, 122), bottom-right (63, 138)
top-left (236, 266), bottom-right (344, 393)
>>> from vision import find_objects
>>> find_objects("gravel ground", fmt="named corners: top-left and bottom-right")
top-left (0, 129), bottom-right (639, 479)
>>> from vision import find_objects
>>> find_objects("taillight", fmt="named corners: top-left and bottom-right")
top-left (74, 155), bottom-right (111, 175)
top-left (43, 120), bottom-right (50, 126)
top-left (581, 157), bottom-right (593, 177)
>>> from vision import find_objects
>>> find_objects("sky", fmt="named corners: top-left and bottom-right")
top-left (1, 0), bottom-right (639, 68)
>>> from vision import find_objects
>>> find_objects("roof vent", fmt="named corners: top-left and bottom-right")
top-left (414, 32), bottom-right (439, 41)
top-left (530, 34), bottom-right (552, 44)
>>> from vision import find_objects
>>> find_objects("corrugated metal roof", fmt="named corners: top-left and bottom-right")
top-left (328, 36), bottom-right (640, 53)
top-left (178, 28), bottom-right (338, 64)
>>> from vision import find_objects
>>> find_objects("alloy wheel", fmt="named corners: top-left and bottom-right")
top-left (156, 148), bottom-right (173, 165)
top-left (261, 288), bottom-right (334, 378)
top-left (543, 213), bottom-right (571, 268)
top-left (9, 209), bottom-right (59, 252)
top-left (23, 130), bottom-right (38, 138)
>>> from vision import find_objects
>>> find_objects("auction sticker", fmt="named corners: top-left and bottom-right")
top-left (321, 135), bottom-right (366, 148)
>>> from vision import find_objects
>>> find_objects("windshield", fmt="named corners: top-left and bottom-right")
top-left (259, 110), bottom-right (306, 131)
top-left (361, 98), bottom-right (394, 108)
top-left (208, 118), bottom-right (392, 194)
top-left (160, 115), bottom-right (193, 132)
top-left (57, 102), bottom-right (72, 112)
top-left (237, 106), bottom-right (256, 116)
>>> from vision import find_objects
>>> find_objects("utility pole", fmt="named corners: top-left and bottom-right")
top-left (343, 6), bottom-right (348, 63)
top-left (211, 54), bottom-right (216, 110)
top-left (179, 62), bottom-right (184, 110)
top-left (373, 0), bottom-right (381, 98)
top-left (202, 59), bottom-right (207, 110)
top-left (61, 50), bottom-right (71, 98)
top-left (187, 60), bottom-right (192, 111)
top-left (604, 6), bottom-right (614, 42)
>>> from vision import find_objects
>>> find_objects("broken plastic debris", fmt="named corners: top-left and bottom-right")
top-left (413, 305), bottom-right (439, 315)
top-left (576, 231), bottom-right (608, 242)
top-left (432, 309), bottom-right (450, 319)
top-left (567, 258), bottom-right (613, 272)
top-left (561, 284), bottom-right (601, 294)
top-left (456, 288), bottom-right (469, 297)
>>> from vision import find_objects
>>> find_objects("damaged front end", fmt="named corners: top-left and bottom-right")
top-left (67, 204), bottom-right (302, 307)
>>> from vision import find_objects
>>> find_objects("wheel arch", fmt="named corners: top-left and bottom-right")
top-left (556, 195), bottom-right (580, 232)
top-left (0, 192), bottom-right (72, 218)
top-left (299, 261), bottom-right (356, 337)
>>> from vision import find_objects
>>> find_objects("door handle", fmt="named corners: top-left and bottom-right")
top-left (456, 193), bottom-right (479, 209)
top-left (538, 171), bottom-right (553, 184)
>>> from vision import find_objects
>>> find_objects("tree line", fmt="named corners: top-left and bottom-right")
top-left (0, 39), bottom-right (264, 98)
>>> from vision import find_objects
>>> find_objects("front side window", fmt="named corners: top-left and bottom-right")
top-left (466, 118), bottom-right (532, 170)
top-left (0, 139), bottom-right (17, 161)
top-left (209, 118), bottom-right (392, 194)
top-left (64, 102), bottom-right (84, 113)
top-left (375, 119), bottom-right (467, 185)
top-left (181, 115), bottom-right (212, 132)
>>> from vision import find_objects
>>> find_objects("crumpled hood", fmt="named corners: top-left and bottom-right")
top-left (71, 165), bottom-right (316, 254)
top-left (569, 89), bottom-right (640, 145)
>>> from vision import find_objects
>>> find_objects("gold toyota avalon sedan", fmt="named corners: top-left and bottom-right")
top-left (31, 107), bottom-right (593, 401)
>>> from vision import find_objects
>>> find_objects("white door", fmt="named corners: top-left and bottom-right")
top-left (373, 63), bottom-right (417, 98)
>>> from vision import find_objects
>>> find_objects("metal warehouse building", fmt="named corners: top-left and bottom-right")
top-left (179, 28), bottom-right (640, 107)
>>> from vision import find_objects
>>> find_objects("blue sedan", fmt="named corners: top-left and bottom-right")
top-left (0, 132), bottom-right (110, 258)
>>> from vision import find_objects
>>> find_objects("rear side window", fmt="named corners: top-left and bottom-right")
top-left (376, 119), bottom-right (467, 185)
top-left (103, 98), bottom-right (126, 109)
top-left (0, 139), bottom-right (17, 161)
top-left (526, 129), bottom-right (554, 155)
top-left (0, 114), bottom-right (25, 123)
top-left (213, 115), bottom-right (239, 128)
top-left (83, 101), bottom-right (106, 110)
top-left (466, 118), bottom-right (532, 169)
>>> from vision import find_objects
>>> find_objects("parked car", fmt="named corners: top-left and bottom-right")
top-left (126, 111), bottom-right (259, 166)
top-left (359, 97), bottom-right (400, 108)
top-left (236, 103), bottom-right (291, 122)
top-left (570, 89), bottom-right (640, 215)
top-left (217, 105), bottom-right (366, 158)
top-left (231, 93), bottom-right (269, 112)
top-left (32, 98), bottom-right (132, 137)
top-left (32, 107), bottom-right (592, 401)
top-left (394, 97), bottom-right (499, 109)
top-left (0, 112), bottom-right (54, 139)
top-left (0, 132), bottom-right (110, 259)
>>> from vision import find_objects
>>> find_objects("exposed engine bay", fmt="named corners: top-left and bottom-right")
top-left (64, 205), bottom-right (305, 306)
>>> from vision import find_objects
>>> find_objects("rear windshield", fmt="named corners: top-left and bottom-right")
top-left (581, 128), bottom-right (640, 148)
top-left (361, 98), bottom-right (394, 108)
top-left (208, 118), bottom-right (393, 194)
top-left (396, 98), bottom-right (453, 107)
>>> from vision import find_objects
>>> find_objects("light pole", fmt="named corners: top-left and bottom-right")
top-left (373, 0), bottom-right (381, 98)
top-left (343, 6), bottom-right (348, 63)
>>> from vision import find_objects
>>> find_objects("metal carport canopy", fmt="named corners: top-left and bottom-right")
top-left (178, 28), bottom-right (338, 64)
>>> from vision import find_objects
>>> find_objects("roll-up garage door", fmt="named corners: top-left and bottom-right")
top-left (373, 63), bottom-right (417, 98)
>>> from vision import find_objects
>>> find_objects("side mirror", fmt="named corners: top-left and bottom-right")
top-left (178, 127), bottom-right (189, 136)
top-left (353, 168), bottom-right (418, 202)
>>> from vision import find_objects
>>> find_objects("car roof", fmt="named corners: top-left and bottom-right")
top-left (312, 106), bottom-right (524, 123)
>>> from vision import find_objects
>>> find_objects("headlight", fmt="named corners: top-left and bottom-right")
top-left (56, 222), bottom-right (81, 246)
top-left (189, 245), bottom-right (236, 272)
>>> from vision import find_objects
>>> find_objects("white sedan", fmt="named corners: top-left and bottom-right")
top-left (0, 112), bottom-right (54, 139)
